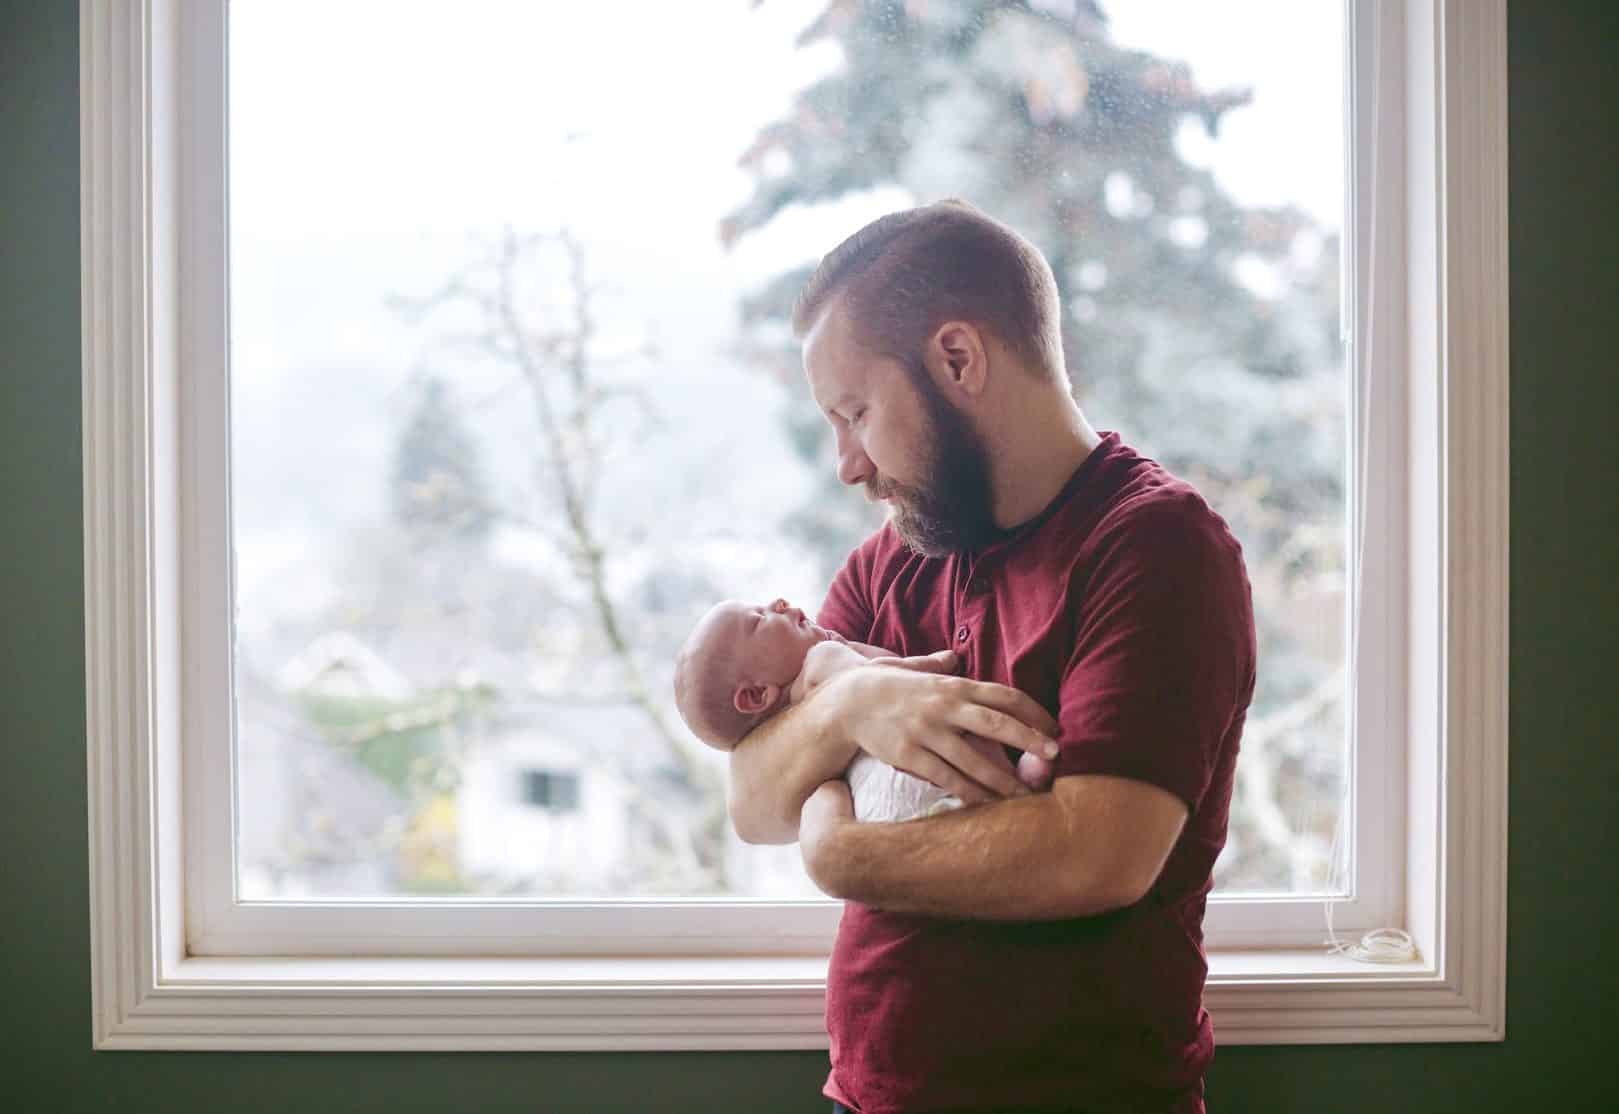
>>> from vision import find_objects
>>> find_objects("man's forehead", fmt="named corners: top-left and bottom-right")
top-left (803, 304), bottom-right (873, 411)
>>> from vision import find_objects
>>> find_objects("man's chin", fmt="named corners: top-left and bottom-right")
top-left (890, 511), bottom-right (951, 559)
top-left (890, 501), bottom-right (1001, 558)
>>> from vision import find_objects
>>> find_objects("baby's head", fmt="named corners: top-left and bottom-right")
top-left (674, 598), bottom-right (834, 749)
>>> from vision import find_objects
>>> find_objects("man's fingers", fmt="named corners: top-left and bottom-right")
top-left (946, 679), bottom-right (1060, 745)
top-left (900, 750), bottom-right (997, 806)
top-left (947, 701), bottom-right (1061, 761)
top-left (895, 738), bottom-right (1020, 805)
top-left (893, 731), bottom-right (1016, 799)
top-left (928, 732), bottom-right (1029, 800)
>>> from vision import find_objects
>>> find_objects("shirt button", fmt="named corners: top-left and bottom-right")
top-left (971, 577), bottom-right (988, 593)
top-left (956, 625), bottom-right (971, 643)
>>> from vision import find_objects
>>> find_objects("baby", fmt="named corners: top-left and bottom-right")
top-left (674, 598), bottom-right (1053, 822)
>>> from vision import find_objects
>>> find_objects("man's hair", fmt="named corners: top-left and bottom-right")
top-left (673, 618), bottom-right (763, 750)
top-left (791, 198), bottom-right (1066, 382)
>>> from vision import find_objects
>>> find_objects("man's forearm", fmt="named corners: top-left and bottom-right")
top-left (804, 792), bottom-right (1134, 920)
top-left (728, 691), bottom-right (860, 845)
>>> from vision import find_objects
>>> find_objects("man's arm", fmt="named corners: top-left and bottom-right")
top-left (724, 644), bottom-right (915, 846)
top-left (726, 684), bottom-right (859, 845)
top-left (799, 773), bottom-right (1188, 920)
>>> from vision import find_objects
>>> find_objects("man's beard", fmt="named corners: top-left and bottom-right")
top-left (869, 357), bottom-right (1002, 558)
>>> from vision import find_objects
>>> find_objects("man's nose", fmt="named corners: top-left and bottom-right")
top-left (835, 434), bottom-right (873, 487)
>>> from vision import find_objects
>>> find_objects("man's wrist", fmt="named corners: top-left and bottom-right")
top-left (807, 667), bottom-right (862, 768)
top-left (800, 818), bottom-right (834, 894)
top-left (768, 681), bottom-right (858, 843)
top-left (799, 781), bottom-right (856, 895)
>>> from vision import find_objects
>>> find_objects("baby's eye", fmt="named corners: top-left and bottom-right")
top-left (851, 407), bottom-right (867, 426)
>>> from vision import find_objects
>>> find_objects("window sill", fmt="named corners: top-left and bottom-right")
top-left (96, 947), bottom-right (1488, 1051)
top-left (163, 948), bottom-right (1430, 987)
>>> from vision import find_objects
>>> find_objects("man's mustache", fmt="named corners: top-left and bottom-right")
top-left (865, 477), bottom-right (900, 503)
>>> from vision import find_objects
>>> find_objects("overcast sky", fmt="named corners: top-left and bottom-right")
top-left (228, 0), bottom-right (1343, 636)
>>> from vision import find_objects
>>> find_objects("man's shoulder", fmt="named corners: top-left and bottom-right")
top-left (1088, 460), bottom-right (1242, 566)
top-left (1065, 455), bottom-right (1257, 673)
top-left (1087, 469), bottom-right (1255, 644)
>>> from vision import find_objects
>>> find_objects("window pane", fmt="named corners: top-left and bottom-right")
top-left (230, 0), bottom-right (1344, 899)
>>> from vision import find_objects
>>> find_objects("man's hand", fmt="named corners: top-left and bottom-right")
top-left (798, 779), bottom-right (855, 894)
top-left (727, 649), bottom-right (1060, 844)
top-left (823, 663), bottom-right (1061, 805)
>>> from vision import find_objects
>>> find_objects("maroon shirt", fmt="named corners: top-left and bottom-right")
top-left (817, 432), bottom-right (1256, 1114)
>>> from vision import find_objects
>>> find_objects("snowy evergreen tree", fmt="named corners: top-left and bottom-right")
top-left (726, 0), bottom-right (1348, 888)
top-left (389, 376), bottom-right (495, 547)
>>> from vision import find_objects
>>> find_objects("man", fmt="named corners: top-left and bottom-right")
top-left (729, 199), bottom-right (1256, 1113)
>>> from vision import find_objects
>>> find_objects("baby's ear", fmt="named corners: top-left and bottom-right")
top-left (733, 683), bottom-right (781, 716)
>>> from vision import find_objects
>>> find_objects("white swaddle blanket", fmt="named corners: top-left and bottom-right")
top-left (846, 752), bottom-right (965, 822)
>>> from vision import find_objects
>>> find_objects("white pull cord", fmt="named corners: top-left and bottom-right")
top-left (1326, 925), bottom-right (1418, 963)
top-left (1321, 0), bottom-right (1414, 970)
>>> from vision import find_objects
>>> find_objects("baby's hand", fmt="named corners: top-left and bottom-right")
top-left (1016, 748), bottom-right (1056, 793)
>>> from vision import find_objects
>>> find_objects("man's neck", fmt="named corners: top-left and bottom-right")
top-left (990, 405), bottom-right (1103, 529)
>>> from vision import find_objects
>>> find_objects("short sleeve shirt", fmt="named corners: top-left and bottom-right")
top-left (816, 432), bottom-right (1257, 1114)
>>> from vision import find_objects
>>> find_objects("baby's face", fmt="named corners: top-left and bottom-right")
top-left (713, 598), bottom-right (835, 686)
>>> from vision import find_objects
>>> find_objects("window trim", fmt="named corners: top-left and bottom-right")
top-left (182, 0), bottom-right (1393, 958)
top-left (84, 0), bottom-right (1507, 1048)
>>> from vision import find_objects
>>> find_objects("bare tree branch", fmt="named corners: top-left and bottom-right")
top-left (395, 226), bottom-right (727, 888)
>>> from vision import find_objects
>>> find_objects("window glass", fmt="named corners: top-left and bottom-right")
top-left (231, 0), bottom-right (1345, 899)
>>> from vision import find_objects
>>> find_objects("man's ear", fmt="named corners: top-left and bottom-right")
top-left (734, 682), bottom-right (782, 716)
top-left (931, 321), bottom-right (988, 396)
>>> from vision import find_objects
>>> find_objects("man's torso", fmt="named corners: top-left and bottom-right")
top-left (816, 433), bottom-right (1257, 1114)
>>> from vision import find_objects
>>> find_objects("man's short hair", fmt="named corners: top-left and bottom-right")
top-left (791, 198), bottom-right (1066, 382)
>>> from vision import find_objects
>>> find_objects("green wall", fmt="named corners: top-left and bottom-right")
top-left (4, 1), bottom-right (1615, 1109)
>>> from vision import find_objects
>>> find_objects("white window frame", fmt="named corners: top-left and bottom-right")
top-left (84, 0), bottom-right (1506, 1049)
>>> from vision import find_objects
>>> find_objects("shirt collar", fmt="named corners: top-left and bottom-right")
top-left (971, 430), bottom-right (1123, 561)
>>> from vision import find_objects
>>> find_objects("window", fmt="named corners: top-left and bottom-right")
top-left (226, 0), bottom-right (1354, 934)
top-left (84, 0), bottom-right (1506, 1049)
top-left (521, 771), bottom-right (581, 813)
